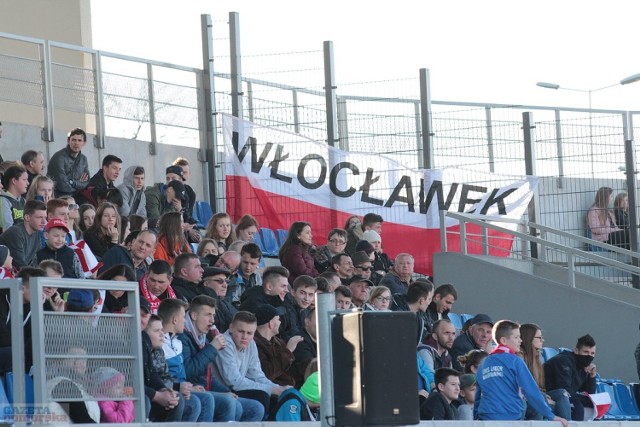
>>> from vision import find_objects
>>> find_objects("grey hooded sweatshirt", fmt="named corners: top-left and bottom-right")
top-left (116, 166), bottom-right (147, 218)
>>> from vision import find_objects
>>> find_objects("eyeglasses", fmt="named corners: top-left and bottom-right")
top-left (534, 336), bottom-right (544, 340)
top-left (205, 278), bottom-right (229, 284)
top-left (329, 239), bottom-right (346, 245)
top-left (357, 266), bottom-right (372, 271)
top-left (68, 204), bottom-right (79, 210)
top-left (375, 296), bottom-right (391, 302)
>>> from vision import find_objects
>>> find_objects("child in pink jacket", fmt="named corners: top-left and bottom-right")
top-left (92, 367), bottom-right (134, 423)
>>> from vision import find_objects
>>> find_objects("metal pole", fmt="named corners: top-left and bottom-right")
top-left (229, 12), bottom-right (243, 119)
top-left (93, 51), bottom-right (106, 149)
top-left (41, 40), bottom-right (55, 142)
top-left (419, 68), bottom-right (434, 169)
top-left (439, 209), bottom-right (448, 252)
top-left (292, 89), bottom-right (300, 134)
top-left (554, 109), bottom-right (565, 189)
top-left (9, 279), bottom-right (26, 427)
top-left (415, 101), bottom-right (423, 168)
top-left (624, 135), bottom-right (640, 289)
top-left (316, 292), bottom-right (336, 427)
top-left (247, 81), bottom-right (254, 122)
top-left (200, 14), bottom-right (219, 208)
top-left (522, 112), bottom-right (539, 259)
top-left (146, 63), bottom-right (157, 155)
top-left (485, 106), bottom-right (495, 173)
top-left (337, 96), bottom-right (349, 151)
top-left (323, 41), bottom-right (338, 147)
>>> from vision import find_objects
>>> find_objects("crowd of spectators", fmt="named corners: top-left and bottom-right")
top-left (0, 125), bottom-right (625, 424)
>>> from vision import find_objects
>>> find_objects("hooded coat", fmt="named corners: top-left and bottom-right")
top-left (117, 166), bottom-right (147, 218)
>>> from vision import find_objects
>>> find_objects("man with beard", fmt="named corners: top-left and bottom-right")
top-left (544, 334), bottom-right (597, 421)
top-left (419, 319), bottom-right (456, 386)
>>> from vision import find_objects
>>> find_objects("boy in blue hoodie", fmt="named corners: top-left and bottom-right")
top-left (474, 320), bottom-right (568, 426)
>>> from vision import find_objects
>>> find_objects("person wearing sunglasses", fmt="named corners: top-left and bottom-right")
top-left (351, 250), bottom-right (376, 283)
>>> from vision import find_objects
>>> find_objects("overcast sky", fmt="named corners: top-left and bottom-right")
top-left (91, 0), bottom-right (640, 111)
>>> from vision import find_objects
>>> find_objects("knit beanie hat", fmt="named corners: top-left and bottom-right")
top-left (92, 367), bottom-right (125, 396)
top-left (0, 245), bottom-right (9, 266)
top-left (355, 239), bottom-right (374, 255)
top-left (300, 371), bottom-right (320, 404)
top-left (362, 230), bottom-right (381, 244)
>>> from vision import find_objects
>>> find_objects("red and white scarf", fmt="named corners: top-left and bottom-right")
top-left (139, 275), bottom-right (176, 314)
top-left (491, 344), bottom-right (517, 355)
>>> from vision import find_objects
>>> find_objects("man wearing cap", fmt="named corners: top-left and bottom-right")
top-left (346, 275), bottom-right (373, 308)
top-left (330, 253), bottom-right (354, 285)
top-left (201, 266), bottom-right (237, 333)
top-left (100, 229), bottom-right (157, 280)
top-left (379, 253), bottom-right (415, 295)
top-left (171, 253), bottom-right (205, 303)
top-left (0, 199), bottom-right (47, 269)
top-left (145, 169), bottom-right (188, 229)
top-left (450, 313), bottom-right (494, 371)
top-left (254, 304), bottom-right (302, 387)
top-left (213, 311), bottom-right (290, 416)
top-left (37, 218), bottom-right (83, 279)
top-left (351, 251), bottom-right (374, 281)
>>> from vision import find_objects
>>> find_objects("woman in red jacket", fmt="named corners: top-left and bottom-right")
top-left (153, 211), bottom-right (191, 265)
top-left (278, 221), bottom-right (319, 284)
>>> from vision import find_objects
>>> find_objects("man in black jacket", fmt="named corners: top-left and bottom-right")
top-left (424, 283), bottom-right (457, 334)
top-left (544, 334), bottom-right (597, 421)
top-left (170, 253), bottom-right (204, 303)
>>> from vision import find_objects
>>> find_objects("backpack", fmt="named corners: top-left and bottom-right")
top-left (269, 388), bottom-right (314, 421)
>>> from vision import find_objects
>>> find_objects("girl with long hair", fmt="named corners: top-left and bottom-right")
top-left (587, 186), bottom-right (629, 248)
top-left (83, 202), bottom-right (120, 259)
top-left (204, 212), bottom-right (234, 253)
top-left (278, 221), bottom-right (319, 284)
top-left (154, 211), bottom-right (190, 265)
top-left (25, 175), bottom-right (54, 203)
top-left (235, 214), bottom-right (259, 243)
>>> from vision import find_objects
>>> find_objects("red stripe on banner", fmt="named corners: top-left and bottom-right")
top-left (226, 175), bottom-right (514, 276)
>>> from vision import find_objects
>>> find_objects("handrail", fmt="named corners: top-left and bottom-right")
top-left (442, 211), bottom-right (640, 282)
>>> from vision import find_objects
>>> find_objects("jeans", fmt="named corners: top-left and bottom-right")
top-left (547, 388), bottom-right (572, 420)
top-left (181, 392), bottom-right (202, 422)
top-left (238, 396), bottom-right (266, 421)
top-left (211, 391), bottom-right (236, 421)
top-left (191, 390), bottom-right (214, 422)
top-left (149, 392), bottom-right (185, 422)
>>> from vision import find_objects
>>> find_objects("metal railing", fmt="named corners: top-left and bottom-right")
top-left (440, 210), bottom-right (640, 289)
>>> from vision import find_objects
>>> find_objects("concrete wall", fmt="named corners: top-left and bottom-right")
top-left (0, 122), bottom-right (205, 201)
top-left (433, 252), bottom-right (640, 383)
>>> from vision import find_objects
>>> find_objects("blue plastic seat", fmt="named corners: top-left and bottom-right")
top-left (541, 347), bottom-right (558, 362)
top-left (260, 228), bottom-right (279, 257)
top-left (460, 313), bottom-right (474, 325)
top-left (276, 229), bottom-right (288, 246)
top-left (0, 376), bottom-right (10, 422)
top-left (5, 372), bottom-right (34, 410)
top-left (253, 230), bottom-right (267, 254)
top-left (190, 242), bottom-right (198, 254)
top-left (612, 383), bottom-right (640, 419)
top-left (596, 382), bottom-right (633, 420)
top-left (447, 313), bottom-right (463, 332)
top-left (194, 201), bottom-right (213, 229)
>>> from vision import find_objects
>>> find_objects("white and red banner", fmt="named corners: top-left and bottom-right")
top-left (223, 114), bottom-right (538, 275)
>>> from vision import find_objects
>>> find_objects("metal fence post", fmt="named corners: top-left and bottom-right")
top-left (8, 279), bottom-right (25, 427)
top-left (323, 41), bottom-right (338, 148)
top-left (229, 12), bottom-right (243, 119)
top-left (414, 101), bottom-right (423, 168)
top-left (554, 109), bottom-right (565, 189)
top-left (317, 292), bottom-right (336, 427)
top-left (485, 106), bottom-right (495, 173)
top-left (439, 209), bottom-right (448, 252)
top-left (624, 132), bottom-right (640, 288)
top-left (522, 112), bottom-right (539, 259)
top-left (93, 51), bottom-right (106, 149)
top-left (200, 14), bottom-right (219, 208)
top-left (41, 40), bottom-right (55, 142)
top-left (419, 68), bottom-right (434, 169)
top-left (247, 81), bottom-right (254, 122)
top-left (292, 89), bottom-right (300, 134)
top-left (337, 96), bottom-right (349, 151)
top-left (146, 63), bottom-right (157, 155)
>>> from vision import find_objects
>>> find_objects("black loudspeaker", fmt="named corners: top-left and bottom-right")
top-left (332, 311), bottom-right (419, 426)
